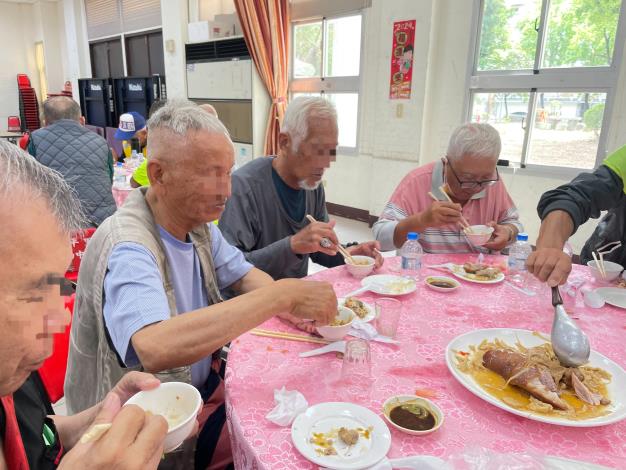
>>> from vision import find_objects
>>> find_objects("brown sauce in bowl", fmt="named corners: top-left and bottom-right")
top-left (389, 404), bottom-right (436, 431)
top-left (428, 280), bottom-right (455, 289)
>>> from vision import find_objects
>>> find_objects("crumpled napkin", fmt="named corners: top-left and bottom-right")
top-left (265, 387), bottom-right (308, 426)
top-left (320, 455), bottom-right (450, 470)
top-left (349, 318), bottom-right (399, 344)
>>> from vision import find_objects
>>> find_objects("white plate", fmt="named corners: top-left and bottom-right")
top-left (361, 274), bottom-right (417, 296)
top-left (291, 402), bottom-right (391, 469)
top-left (594, 287), bottom-right (626, 309)
top-left (338, 297), bottom-right (375, 323)
top-left (445, 328), bottom-right (626, 427)
top-left (450, 265), bottom-right (505, 285)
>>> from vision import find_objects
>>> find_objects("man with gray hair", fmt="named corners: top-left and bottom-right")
top-left (219, 97), bottom-right (382, 329)
top-left (64, 100), bottom-right (336, 468)
top-left (28, 96), bottom-right (116, 227)
top-left (373, 123), bottom-right (523, 253)
top-left (0, 140), bottom-right (169, 469)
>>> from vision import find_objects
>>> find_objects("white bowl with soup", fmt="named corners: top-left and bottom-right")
top-left (125, 382), bottom-right (202, 453)
top-left (463, 225), bottom-right (494, 246)
top-left (316, 306), bottom-right (355, 341)
top-left (344, 255), bottom-right (376, 279)
top-left (587, 260), bottom-right (623, 282)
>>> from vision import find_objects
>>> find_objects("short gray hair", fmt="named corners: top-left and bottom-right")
top-left (43, 96), bottom-right (81, 125)
top-left (147, 99), bottom-right (231, 139)
top-left (0, 140), bottom-right (84, 232)
top-left (281, 96), bottom-right (338, 151)
top-left (446, 123), bottom-right (501, 162)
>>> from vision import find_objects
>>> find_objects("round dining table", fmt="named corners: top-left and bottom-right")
top-left (225, 254), bottom-right (626, 469)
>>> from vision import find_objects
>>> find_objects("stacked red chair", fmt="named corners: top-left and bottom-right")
top-left (7, 116), bottom-right (21, 132)
top-left (16, 74), bottom-right (41, 132)
top-left (65, 228), bottom-right (96, 283)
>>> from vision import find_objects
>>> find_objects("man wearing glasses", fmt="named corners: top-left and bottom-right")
top-left (373, 123), bottom-right (523, 253)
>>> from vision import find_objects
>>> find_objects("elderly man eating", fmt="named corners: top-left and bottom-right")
top-left (0, 140), bottom-right (169, 469)
top-left (64, 101), bottom-right (336, 469)
top-left (219, 97), bottom-right (382, 279)
top-left (373, 123), bottom-right (523, 253)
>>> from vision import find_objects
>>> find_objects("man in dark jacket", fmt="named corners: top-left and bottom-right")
top-left (0, 140), bottom-right (167, 469)
top-left (528, 144), bottom-right (626, 286)
top-left (28, 97), bottom-right (116, 227)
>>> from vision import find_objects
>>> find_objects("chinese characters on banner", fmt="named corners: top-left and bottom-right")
top-left (389, 20), bottom-right (416, 99)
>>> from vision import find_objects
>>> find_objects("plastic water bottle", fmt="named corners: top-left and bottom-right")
top-left (128, 149), bottom-right (140, 170)
top-left (113, 162), bottom-right (127, 188)
top-left (508, 233), bottom-right (532, 285)
top-left (400, 232), bottom-right (423, 280)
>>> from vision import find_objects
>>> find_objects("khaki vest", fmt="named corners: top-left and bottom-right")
top-left (64, 187), bottom-right (222, 415)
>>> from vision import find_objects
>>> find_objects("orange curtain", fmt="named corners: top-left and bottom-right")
top-left (234, 0), bottom-right (290, 156)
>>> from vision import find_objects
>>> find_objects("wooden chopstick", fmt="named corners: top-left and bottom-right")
top-left (599, 252), bottom-right (608, 279)
top-left (592, 251), bottom-right (607, 279)
top-left (429, 190), bottom-right (472, 231)
top-left (305, 214), bottom-right (356, 264)
top-left (250, 329), bottom-right (330, 345)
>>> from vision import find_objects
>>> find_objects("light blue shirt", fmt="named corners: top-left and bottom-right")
top-left (103, 223), bottom-right (253, 388)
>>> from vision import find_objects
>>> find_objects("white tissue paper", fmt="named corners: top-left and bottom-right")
top-left (265, 387), bottom-right (308, 426)
top-left (320, 455), bottom-right (450, 470)
top-left (349, 319), bottom-right (399, 344)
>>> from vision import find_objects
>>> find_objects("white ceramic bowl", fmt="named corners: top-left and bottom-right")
top-left (382, 395), bottom-right (444, 436)
top-left (344, 255), bottom-right (375, 279)
top-left (587, 260), bottom-right (623, 282)
top-left (463, 225), bottom-right (494, 246)
top-left (424, 276), bottom-right (460, 292)
top-left (316, 306), bottom-right (355, 341)
top-left (125, 382), bottom-right (201, 453)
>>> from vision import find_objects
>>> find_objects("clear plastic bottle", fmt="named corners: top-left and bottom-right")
top-left (113, 162), bottom-right (127, 188)
top-left (128, 149), bottom-right (140, 170)
top-left (508, 233), bottom-right (532, 285)
top-left (400, 232), bottom-right (423, 280)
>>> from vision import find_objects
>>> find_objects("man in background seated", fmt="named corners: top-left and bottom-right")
top-left (0, 140), bottom-right (168, 469)
top-left (114, 111), bottom-right (148, 164)
top-left (372, 123), bottom-right (523, 253)
top-left (130, 102), bottom-right (218, 188)
top-left (219, 97), bottom-right (382, 331)
top-left (528, 143), bottom-right (626, 287)
top-left (64, 101), bottom-right (336, 469)
top-left (28, 96), bottom-right (116, 228)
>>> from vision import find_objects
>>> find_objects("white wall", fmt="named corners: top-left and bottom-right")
top-left (0, 2), bottom-right (42, 129)
top-left (323, 0), bottom-right (626, 252)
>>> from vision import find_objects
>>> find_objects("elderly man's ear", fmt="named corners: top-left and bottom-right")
top-left (278, 132), bottom-right (291, 154)
top-left (80, 116), bottom-right (86, 126)
top-left (147, 160), bottom-right (164, 186)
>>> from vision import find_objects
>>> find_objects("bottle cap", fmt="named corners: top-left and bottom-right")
top-left (407, 232), bottom-right (419, 241)
top-left (517, 233), bottom-right (529, 242)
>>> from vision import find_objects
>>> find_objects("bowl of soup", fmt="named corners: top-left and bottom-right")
top-left (316, 306), bottom-right (355, 341)
top-left (382, 395), bottom-right (444, 436)
top-left (425, 276), bottom-right (460, 292)
top-left (463, 225), bottom-right (494, 246)
top-left (344, 255), bottom-right (376, 279)
top-left (125, 382), bottom-right (201, 452)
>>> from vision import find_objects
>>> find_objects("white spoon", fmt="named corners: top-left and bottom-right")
top-left (299, 341), bottom-right (346, 358)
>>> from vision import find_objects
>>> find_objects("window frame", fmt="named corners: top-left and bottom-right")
top-left (289, 12), bottom-right (365, 155)
top-left (465, 0), bottom-right (626, 175)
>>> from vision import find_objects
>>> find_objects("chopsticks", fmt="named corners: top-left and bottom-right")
top-left (428, 189), bottom-right (472, 232)
top-left (250, 328), bottom-right (330, 345)
top-left (592, 241), bottom-right (621, 280)
top-left (305, 214), bottom-right (356, 264)
top-left (592, 251), bottom-right (607, 279)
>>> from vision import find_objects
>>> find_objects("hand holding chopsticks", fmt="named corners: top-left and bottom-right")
top-left (305, 214), bottom-right (356, 263)
top-left (427, 189), bottom-right (472, 231)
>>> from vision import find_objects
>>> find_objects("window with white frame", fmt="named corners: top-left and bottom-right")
top-left (290, 14), bottom-right (363, 151)
top-left (467, 0), bottom-right (625, 170)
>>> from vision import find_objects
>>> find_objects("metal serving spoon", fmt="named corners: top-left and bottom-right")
top-left (551, 286), bottom-right (591, 367)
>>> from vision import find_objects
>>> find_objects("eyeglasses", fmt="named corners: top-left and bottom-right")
top-left (445, 159), bottom-right (499, 190)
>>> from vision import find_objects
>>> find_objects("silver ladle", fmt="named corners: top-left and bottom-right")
top-left (551, 286), bottom-right (591, 367)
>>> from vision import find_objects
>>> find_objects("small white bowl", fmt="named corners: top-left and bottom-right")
top-left (587, 260), bottom-right (623, 282)
top-left (125, 382), bottom-right (201, 453)
top-left (316, 306), bottom-right (355, 341)
top-left (382, 395), bottom-right (444, 436)
top-left (463, 225), bottom-right (494, 246)
top-left (344, 255), bottom-right (375, 279)
top-left (424, 276), bottom-right (460, 292)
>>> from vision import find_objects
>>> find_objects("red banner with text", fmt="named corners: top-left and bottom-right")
top-left (389, 20), bottom-right (416, 100)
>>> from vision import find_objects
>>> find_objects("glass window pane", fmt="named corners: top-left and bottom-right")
top-left (470, 92), bottom-right (530, 164)
top-left (325, 15), bottom-right (362, 77)
top-left (477, 0), bottom-right (541, 71)
top-left (294, 22), bottom-right (322, 78)
top-left (542, 0), bottom-right (620, 68)
top-left (527, 92), bottom-right (606, 169)
top-left (326, 93), bottom-right (358, 148)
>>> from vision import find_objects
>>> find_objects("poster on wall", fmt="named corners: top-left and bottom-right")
top-left (389, 20), bottom-right (416, 100)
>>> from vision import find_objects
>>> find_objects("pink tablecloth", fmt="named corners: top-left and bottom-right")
top-left (225, 255), bottom-right (626, 469)
top-left (112, 187), bottom-right (132, 207)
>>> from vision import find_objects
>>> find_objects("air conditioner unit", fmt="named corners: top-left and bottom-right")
top-left (185, 37), bottom-right (270, 167)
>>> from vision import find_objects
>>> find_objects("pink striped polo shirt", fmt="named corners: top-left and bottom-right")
top-left (372, 161), bottom-right (523, 253)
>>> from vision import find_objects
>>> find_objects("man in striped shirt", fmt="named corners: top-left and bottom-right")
top-left (373, 123), bottom-right (523, 253)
